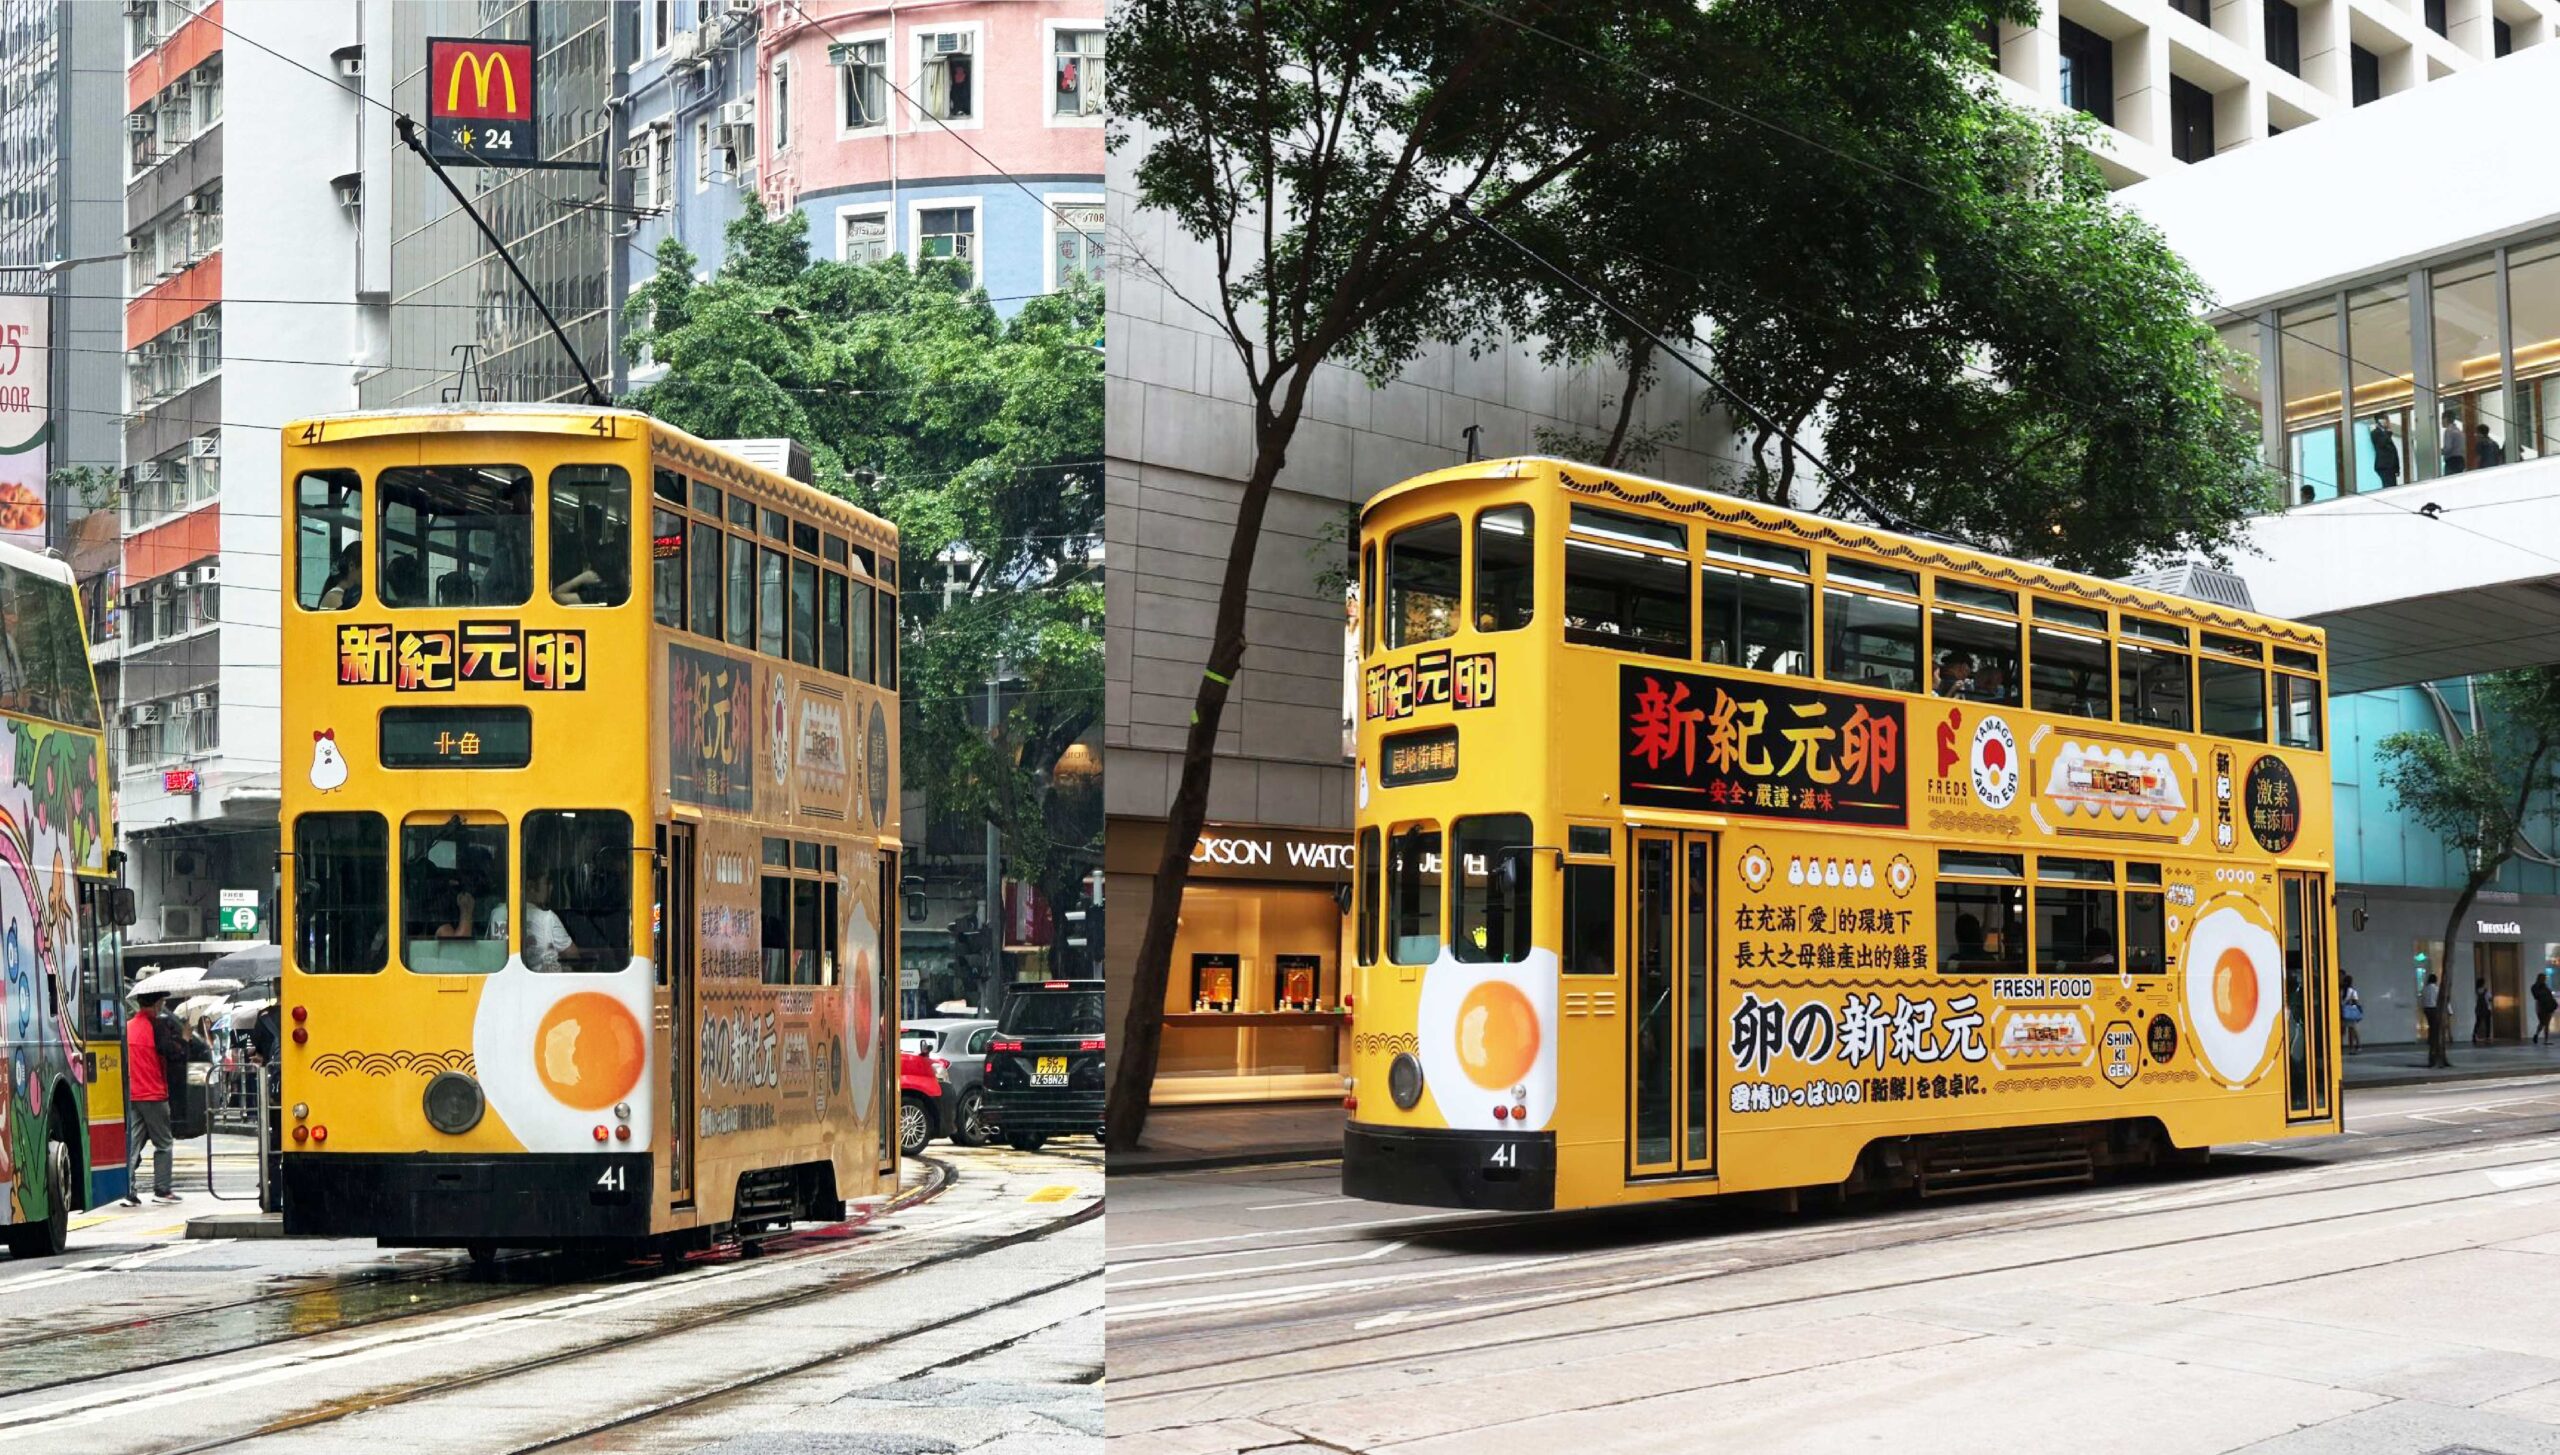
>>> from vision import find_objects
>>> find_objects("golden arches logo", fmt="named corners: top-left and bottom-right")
top-left (445, 49), bottom-right (519, 115)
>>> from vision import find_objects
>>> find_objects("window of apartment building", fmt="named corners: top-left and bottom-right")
top-left (2425, 0), bottom-right (2449, 38)
top-left (842, 209), bottom-right (890, 264)
top-left (2264, 1), bottom-right (2301, 74)
top-left (772, 59), bottom-right (791, 148)
top-left (1054, 29), bottom-right (1103, 117)
top-left (2496, 18), bottom-right (2515, 55)
top-left (2352, 45), bottom-right (2381, 105)
top-left (192, 184), bottom-right (223, 255)
top-left (653, 0), bottom-right (671, 53)
top-left (650, 124), bottom-right (673, 210)
top-left (2169, 0), bottom-right (2209, 24)
top-left (918, 206), bottom-right (977, 269)
top-left (192, 306), bottom-right (219, 380)
top-left (193, 57), bottom-right (221, 131)
top-left (2057, 21), bottom-right (2115, 127)
top-left (2169, 77), bottom-right (2216, 164)
top-left (128, 0), bottom-right (161, 59)
top-left (839, 39), bottom-right (886, 129)
top-left (695, 118), bottom-right (712, 190)
top-left (918, 32), bottom-right (974, 120)
top-left (1053, 202), bottom-right (1103, 287)
top-left (126, 226), bottom-right (154, 292)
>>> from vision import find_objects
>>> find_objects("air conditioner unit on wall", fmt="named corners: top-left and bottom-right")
top-left (719, 99), bottom-right (753, 128)
top-left (618, 142), bottom-right (648, 171)
top-left (725, 0), bottom-right (755, 15)
top-left (195, 562), bottom-right (220, 585)
top-left (188, 434), bottom-right (217, 457)
top-left (667, 26), bottom-right (707, 67)
top-left (127, 702), bottom-right (160, 725)
top-left (158, 904), bottom-right (200, 941)
top-left (132, 460), bottom-right (162, 482)
top-left (171, 568), bottom-right (192, 589)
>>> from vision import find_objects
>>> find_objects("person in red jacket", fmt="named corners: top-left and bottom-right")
top-left (122, 992), bottom-right (180, 1205)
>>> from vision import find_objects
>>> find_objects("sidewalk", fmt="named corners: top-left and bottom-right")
top-left (2343, 1037), bottom-right (2560, 1090)
top-left (1114, 1101), bottom-right (1344, 1174)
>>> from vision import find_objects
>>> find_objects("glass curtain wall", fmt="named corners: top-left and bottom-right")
top-left (2347, 279), bottom-right (2411, 492)
top-left (2431, 255), bottom-right (2503, 478)
top-left (2509, 239), bottom-right (2560, 465)
top-left (2280, 297), bottom-right (2342, 503)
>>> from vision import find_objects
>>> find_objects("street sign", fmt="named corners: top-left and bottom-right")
top-left (425, 36), bottom-right (539, 166)
top-left (218, 904), bottom-right (259, 936)
top-left (218, 889), bottom-right (257, 907)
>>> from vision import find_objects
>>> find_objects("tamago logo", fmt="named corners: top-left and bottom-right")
top-left (1971, 715), bottom-right (2020, 810)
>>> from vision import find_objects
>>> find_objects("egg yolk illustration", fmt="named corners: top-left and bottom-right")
top-left (2212, 946), bottom-right (2258, 1033)
top-left (535, 992), bottom-right (646, 1110)
top-left (1456, 980), bottom-right (1539, 1090)
top-left (851, 953), bottom-right (875, 1056)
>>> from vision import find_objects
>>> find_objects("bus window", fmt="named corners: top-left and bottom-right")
top-left (725, 529), bottom-right (755, 649)
top-left (824, 571), bottom-right (850, 676)
top-left (2030, 627), bottom-right (2110, 719)
top-left (2200, 634), bottom-right (2268, 741)
top-left (1356, 826), bottom-right (1380, 965)
top-left (1563, 825), bottom-right (1613, 975)
top-left (652, 509), bottom-right (684, 627)
top-left (1451, 814), bottom-right (1531, 964)
top-left (1704, 534), bottom-right (1811, 677)
top-left (1564, 541), bottom-right (1689, 659)
top-left (851, 577), bottom-right (876, 681)
top-left (520, 810), bottom-right (632, 972)
top-left (2118, 618), bottom-right (2193, 731)
top-left (1385, 517), bottom-right (1461, 648)
top-left (296, 469), bottom-right (365, 611)
top-left (548, 465), bottom-right (631, 606)
top-left (2275, 673), bottom-right (2322, 750)
top-left (1823, 560), bottom-right (1920, 693)
top-left (1936, 851), bottom-right (2025, 973)
top-left (297, 812), bottom-right (389, 974)
top-left (0, 566), bottom-right (99, 728)
top-left (791, 558), bottom-right (820, 667)
top-left (1388, 823), bottom-right (1442, 966)
top-left (1473, 507), bottom-right (1534, 633)
top-left (401, 815), bottom-right (507, 975)
top-left (378, 465), bottom-right (533, 608)
top-left (760, 547), bottom-right (787, 658)
top-left (689, 521), bottom-right (723, 639)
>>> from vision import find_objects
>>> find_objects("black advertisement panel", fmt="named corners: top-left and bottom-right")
top-left (669, 643), bottom-right (755, 809)
top-left (1619, 664), bottom-right (1907, 825)
top-left (2244, 754), bottom-right (2301, 854)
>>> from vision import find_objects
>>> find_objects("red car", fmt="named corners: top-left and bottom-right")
top-left (898, 1050), bottom-right (941, 1156)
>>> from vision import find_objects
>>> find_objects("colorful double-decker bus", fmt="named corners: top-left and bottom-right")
top-left (279, 407), bottom-right (901, 1257)
top-left (1343, 458), bottom-right (2338, 1212)
top-left (0, 541), bottom-right (119, 1256)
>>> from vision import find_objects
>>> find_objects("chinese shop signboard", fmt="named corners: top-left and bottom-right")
top-left (1620, 665), bottom-right (1907, 826)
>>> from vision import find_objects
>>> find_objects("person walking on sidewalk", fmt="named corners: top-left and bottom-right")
top-left (122, 991), bottom-right (183, 1205)
top-left (2476, 977), bottom-right (2497, 1045)
top-left (2424, 971), bottom-right (2453, 1068)
top-left (2341, 974), bottom-right (2363, 1054)
top-left (2536, 970), bottom-right (2558, 1046)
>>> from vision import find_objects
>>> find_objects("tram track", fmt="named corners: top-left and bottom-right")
top-left (0, 1155), bottom-right (958, 1404)
top-left (144, 1193), bottom-right (1103, 1454)
top-left (1110, 1124), bottom-right (2560, 1400)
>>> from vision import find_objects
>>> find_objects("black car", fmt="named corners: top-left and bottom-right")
top-left (980, 980), bottom-right (1105, 1151)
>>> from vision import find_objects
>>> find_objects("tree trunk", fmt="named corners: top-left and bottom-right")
top-left (2440, 873), bottom-right (2487, 1049)
top-left (1598, 336), bottom-right (1656, 470)
top-left (1106, 397), bottom-right (1308, 1150)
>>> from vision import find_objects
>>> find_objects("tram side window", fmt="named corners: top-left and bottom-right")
top-left (761, 872), bottom-right (792, 984)
top-left (879, 577), bottom-right (899, 690)
top-left (400, 815), bottom-right (508, 975)
top-left (378, 465), bottom-right (533, 608)
top-left (296, 469), bottom-right (364, 611)
top-left (850, 577), bottom-right (876, 682)
top-left (824, 571), bottom-right (850, 676)
top-left (2118, 634), bottom-right (2193, 731)
top-left (1705, 535), bottom-right (1811, 677)
top-left (1564, 540), bottom-right (1690, 658)
top-left (2200, 635), bottom-right (2267, 741)
top-left (689, 521), bottom-right (724, 639)
top-left (1930, 582), bottom-right (2019, 705)
top-left (1356, 827), bottom-right (1380, 965)
top-left (652, 509), bottom-right (684, 628)
top-left (1936, 852), bottom-right (2025, 973)
top-left (2125, 881), bottom-right (2167, 974)
top-left (2275, 672), bottom-right (2322, 750)
top-left (549, 465), bottom-right (631, 606)
top-left (725, 517), bottom-right (756, 650)
top-left (2030, 627), bottom-right (2111, 720)
top-left (1450, 814), bottom-right (1532, 964)
top-left (2033, 859), bottom-right (2118, 974)
top-left (760, 546), bottom-right (787, 658)
top-left (519, 810), bottom-right (632, 972)
top-left (295, 812), bottom-right (388, 975)
top-left (1388, 822), bottom-right (1442, 966)
top-left (791, 558), bottom-right (820, 667)
top-left (1562, 825), bottom-right (1614, 975)
top-left (1473, 506), bottom-right (1534, 633)
top-left (1385, 517), bottom-right (1462, 648)
top-left (1823, 562), bottom-right (1921, 693)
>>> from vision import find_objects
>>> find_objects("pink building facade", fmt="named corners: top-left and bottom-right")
top-left (758, 0), bottom-right (1104, 312)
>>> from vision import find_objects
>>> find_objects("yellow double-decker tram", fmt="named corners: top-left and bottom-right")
top-left (1343, 458), bottom-right (2338, 1212)
top-left (278, 406), bottom-right (901, 1256)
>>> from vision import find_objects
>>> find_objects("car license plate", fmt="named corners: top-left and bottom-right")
top-left (1033, 1054), bottom-right (1068, 1087)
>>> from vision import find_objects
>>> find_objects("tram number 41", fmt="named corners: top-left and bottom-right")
top-left (592, 1162), bottom-right (633, 1203)
top-left (1486, 1144), bottom-right (1518, 1170)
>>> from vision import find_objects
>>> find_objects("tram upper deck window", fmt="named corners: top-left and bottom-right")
top-left (296, 469), bottom-right (364, 611)
top-left (879, 564), bottom-right (899, 691)
top-left (378, 465), bottom-right (533, 608)
top-left (295, 812), bottom-right (387, 975)
top-left (517, 810), bottom-right (632, 972)
top-left (549, 465), bottom-right (631, 606)
top-left (824, 570), bottom-right (850, 676)
top-left (2200, 634), bottom-right (2267, 741)
top-left (1564, 507), bottom-right (1690, 659)
top-left (759, 546), bottom-right (787, 658)
top-left (1930, 582), bottom-right (2019, 705)
top-left (850, 575), bottom-right (876, 681)
top-left (2030, 616), bottom-right (2111, 720)
top-left (1388, 822), bottom-right (1442, 966)
top-left (725, 501), bottom-right (756, 649)
top-left (791, 557), bottom-right (820, 667)
top-left (689, 520), bottom-right (724, 639)
top-left (400, 814), bottom-right (507, 975)
top-left (1451, 814), bottom-right (1532, 964)
top-left (1936, 851), bottom-right (2025, 974)
top-left (1823, 560), bottom-right (1921, 693)
top-left (651, 509), bottom-right (684, 627)
top-left (1385, 517), bottom-right (1462, 648)
top-left (2274, 647), bottom-right (2323, 749)
top-left (1705, 534), bottom-right (1811, 677)
top-left (2118, 618), bottom-right (2192, 731)
top-left (1473, 507), bottom-right (1534, 633)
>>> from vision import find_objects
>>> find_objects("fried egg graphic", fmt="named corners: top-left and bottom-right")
top-left (842, 896), bottom-right (881, 1120)
top-left (1415, 945), bottom-right (1558, 1128)
top-left (2182, 903), bottom-right (2282, 1087)
top-left (474, 956), bottom-right (654, 1151)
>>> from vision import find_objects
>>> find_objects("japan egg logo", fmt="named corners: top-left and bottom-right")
top-left (1969, 715), bottom-right (2019, 810)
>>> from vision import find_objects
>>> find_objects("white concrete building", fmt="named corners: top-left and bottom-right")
top-left (1990, 0), bottom-right (2556, 186)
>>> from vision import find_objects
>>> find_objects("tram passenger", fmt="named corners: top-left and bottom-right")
top-left (490, 874), bottom-right (574, 971)
top-left (1933, 650), bottom-right (1977, 699)
top-left (314, 546), bottom-right (363, 610)
top-left (1943, 912), bottom-right (1987, 971)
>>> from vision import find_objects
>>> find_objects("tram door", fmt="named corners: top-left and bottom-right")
top-left (877, 848), bottom-right (899, 1172)
top-left (1629, 831), bottom-right (1717, 1180)
top-left (2278, 871), bottom-right (2334, 1123)
top-left (667, 823), bottom-right (697, 1207)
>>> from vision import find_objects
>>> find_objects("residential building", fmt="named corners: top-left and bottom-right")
top-left (756, 0), bottom-right (1104, 314)
top-left (1987, 0), bottom-right (2557, 185)
top-left (615, 0), bottom-right (760, 390)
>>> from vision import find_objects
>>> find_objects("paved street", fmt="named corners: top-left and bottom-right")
top-left (0, 1143), bottom-right (1101, 1455)
top-left (1108, 1078), bottom-right (2560, 1454)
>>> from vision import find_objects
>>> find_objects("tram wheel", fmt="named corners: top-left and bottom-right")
top-left (3, 1131), bottom-right (70, 1259)
top-left (465, 1242), bottom-right (498, 1273)
top-left (1006, 1129), bottom-right (1048, 1153)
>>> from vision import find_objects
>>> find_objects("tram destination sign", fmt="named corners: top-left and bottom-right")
top-left (380, 706), bottom-right (533, 768)
top-left (1620, 664), bottom-right (1907, 827)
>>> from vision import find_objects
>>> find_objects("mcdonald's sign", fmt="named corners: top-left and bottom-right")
top-left (425, 37), bottom-right (540, 165)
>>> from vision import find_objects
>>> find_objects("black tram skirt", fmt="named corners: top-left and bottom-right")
top-left (281, 1152), bottom-right (656, 1245)
top-left (1342, 1123), bottom-right (1556, 1211)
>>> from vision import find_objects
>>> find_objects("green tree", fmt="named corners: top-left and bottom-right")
top-left (626, 204), bottom-right (1104, 1006)
top-left (2378, 670), bottom-right (2560, 1029)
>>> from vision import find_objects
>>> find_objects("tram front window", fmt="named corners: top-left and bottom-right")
top-left (549, 465), bottom-right (632, 606)
top-left (1451, 814), bottom-right (1532, 964)
top-left (296, 469), bottom-right (365, 610)
top-left (518, 810), bottom-right (632, 971)
top-left (297, 812), bottom-right (389, 974)
top-left (402, 815), bottom-right (508, 975)
top-left (378, 465), bottom-right (533, 608)
top-left (1388, 823), bottom-right (1442, 965)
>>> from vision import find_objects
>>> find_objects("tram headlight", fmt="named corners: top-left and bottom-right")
top-left (422, 1071), bottom-right (487, 1136)
top-left (1388, 1052), bottom-right (1425, 1111)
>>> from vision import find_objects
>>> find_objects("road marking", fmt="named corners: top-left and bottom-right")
top-left (1245, 1195), bottom-right (1360, 1212)
top-left (1109, 1252), bottom-right (1572, 1320)
top-left (0, 1238), bottom-right (220, 1296)
top-left (1112, 1241), bottom-right (1410, 1291)
top-left (2488, 1158), bottom-right (2560, 1188)
top-left (1109, 1208), bottom-right (1495, 1258)
top-left (1026, 1185), bottom-right (1076, 1203)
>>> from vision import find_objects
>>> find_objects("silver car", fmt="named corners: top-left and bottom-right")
top-left (901, 1017), bottom-right (999, 1147)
